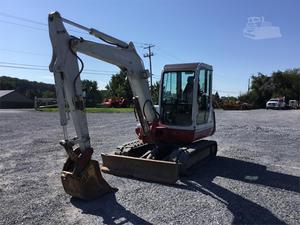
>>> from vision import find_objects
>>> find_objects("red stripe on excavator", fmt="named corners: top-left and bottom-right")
top-left (136, 124), bottom-right (214, 144)
top-left (153, 126), bottom-right (214, 144)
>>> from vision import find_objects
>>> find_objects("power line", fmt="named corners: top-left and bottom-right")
top-left (0, 64), bottom-right (46, 71)
top-left (0, 64), bottom-right (117, 76)
top-left (0, 17), bottom-right (88, 36)
top-left (0, 12), bottom-right (159, 52)
top-left (0, 12), bottom-right (47, 26)
top-left (0, 61), bottom-right (118, 74)
top-left (0, 19), bottom-right (48, 31)
top-left (0, 12), bottom-right (152, 48)
top-left (0, 48), bottom-right (50, 56)
top-left (82, 68), bottom-right (118, 73)
top-left (133, 42), bottom-right (154, 49)
top-left (0, 12), bottom-right (89, 36)
top-left (156, 46), bottom-right (184, 62)
top-left (0, 12), bottom-right (159, 76)
top-left (0, 11), bottom-right (84, 34)
top-left (133, 41), bottom-right (153, 46)
top-left (0, 65), bottom-right (114, 76)
top-left (0, 61), bottom-right (48, 68)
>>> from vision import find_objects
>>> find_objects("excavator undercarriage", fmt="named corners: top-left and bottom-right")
top-left (101, 140), bottom-right (217, 184)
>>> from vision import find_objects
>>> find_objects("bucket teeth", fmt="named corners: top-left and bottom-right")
top-left (61, 158), bottom-right (117, 200)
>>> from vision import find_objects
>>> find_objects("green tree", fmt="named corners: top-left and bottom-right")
top-left (105, 71), bottom-right (133, 103)
top-left (0, 76), bottom-right (56, 99)
top-left (82, 79), bottom-right (102, 107)
top-left (250, 73), bottom-right (273, 107)
top-left (214, 91), bottom-right (220, 102)
top-left (151, 81), bottom-right (160, 105)
top-left (42, 90), bottom-right (56, 98)
top-left (239, 68), bottom-right (300, 108)
top-left (212, 91), bottom-right (221, 108)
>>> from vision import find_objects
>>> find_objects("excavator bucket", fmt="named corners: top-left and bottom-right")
top-left (61, 158), bottom-right (116, 200)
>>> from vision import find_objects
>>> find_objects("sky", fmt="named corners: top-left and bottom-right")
top-left (0, 0), bottom-right (299, 96)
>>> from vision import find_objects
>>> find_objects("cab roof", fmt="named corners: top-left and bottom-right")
top-left (163, 62), bottom-right (212, 72)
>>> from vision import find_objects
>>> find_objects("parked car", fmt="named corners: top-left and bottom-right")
top-left (288, 100), bottom-right (298, 109)
top-left (266, 98), bottom-right (286, 109)
top-left (99, 97), bottom-right (128, 108)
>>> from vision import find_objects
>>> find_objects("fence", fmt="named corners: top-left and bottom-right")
top-left (34, 97), bottom-right (57, 110)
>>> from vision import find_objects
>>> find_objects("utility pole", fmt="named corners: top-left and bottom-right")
top-left (248, 78), bottom-right (251, 92)
top-left (143, 44), bottom-right (155, 91)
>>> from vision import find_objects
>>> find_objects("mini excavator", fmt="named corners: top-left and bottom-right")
top-left (48, 12), bottom-right (217, 200)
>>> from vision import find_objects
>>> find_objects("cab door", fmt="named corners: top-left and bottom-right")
top-left (196, 69), bottom-right (212, 125)
top-left (160, 71), bottom-right (195, 127)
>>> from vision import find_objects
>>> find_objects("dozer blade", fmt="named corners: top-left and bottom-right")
top-left (101, 154), bottom-right (179, 184)
top-left (61, 158), bottom-right (116, 200)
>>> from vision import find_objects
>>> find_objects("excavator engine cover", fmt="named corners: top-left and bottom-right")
top-left (61, 158), bottom-right (116, 200)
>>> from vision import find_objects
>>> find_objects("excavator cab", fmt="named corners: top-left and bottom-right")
top-left (157, 63), bottom-right (215, 144)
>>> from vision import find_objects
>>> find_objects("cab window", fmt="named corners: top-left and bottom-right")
top-left (161, 71), bottom-right (194, 126)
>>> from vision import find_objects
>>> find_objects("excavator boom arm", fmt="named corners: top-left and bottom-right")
top-left (48, 11), bottom-right (156, 156)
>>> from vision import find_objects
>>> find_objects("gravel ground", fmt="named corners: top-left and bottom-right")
top-left (0, 109), bottom-right (299, 225)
